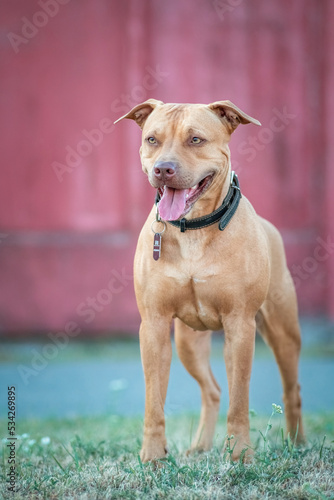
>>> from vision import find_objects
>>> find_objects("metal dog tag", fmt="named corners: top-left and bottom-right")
top-left (151, 209), bottom-right (166, 261)
top-left (153, 232), bottom-right (162, 261)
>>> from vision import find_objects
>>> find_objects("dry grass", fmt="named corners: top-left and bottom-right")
top-left (1, 409), bottom-right (333, 499)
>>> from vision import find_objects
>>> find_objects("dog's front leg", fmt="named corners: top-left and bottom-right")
top-left (139, 317), bottom-right (172, 463)
top-left (223, 315), bottom-right (256, 462)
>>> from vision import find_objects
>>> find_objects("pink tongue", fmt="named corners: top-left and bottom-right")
top-left (158, 187), bottom-right (187, 221)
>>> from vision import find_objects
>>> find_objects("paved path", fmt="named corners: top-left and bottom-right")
top-left (1, 354), bottom-right (333, 421)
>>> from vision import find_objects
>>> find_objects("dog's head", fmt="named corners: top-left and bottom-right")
top-left (115, 99), bottom-right (260, 221)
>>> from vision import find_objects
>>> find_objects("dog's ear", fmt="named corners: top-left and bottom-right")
top-left (114, 99), bottom-right (164, 128)
top-left (208, 100), bottom-right (261, 133)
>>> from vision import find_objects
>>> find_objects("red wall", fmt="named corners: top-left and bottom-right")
top-left (0, 0), bottom-right (333, 335)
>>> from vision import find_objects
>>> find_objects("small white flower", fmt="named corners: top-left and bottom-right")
top-left (21, 433), bottom-right (29, 439)
top-left (28, 439), bottom-right (36, 446)
top-left (41, 436), bottom-right (51, 445)
top-left (272, 403), bottom-right (283, 414)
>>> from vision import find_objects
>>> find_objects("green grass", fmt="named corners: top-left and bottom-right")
top-left (1, 410), bottom-right (333, 499)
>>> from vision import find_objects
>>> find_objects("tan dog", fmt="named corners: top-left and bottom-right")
top-left (115, 99), bottom-right (304, 462)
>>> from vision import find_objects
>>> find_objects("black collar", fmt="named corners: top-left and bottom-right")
top-left (155, 171), bottom-right (242, 233)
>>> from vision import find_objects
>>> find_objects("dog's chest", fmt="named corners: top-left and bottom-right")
top-left (164, 264), bottom-right (227, 331)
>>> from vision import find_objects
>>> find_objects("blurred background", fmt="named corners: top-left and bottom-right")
top-left (0, 0), bottom-right (333, 335)
top-left (0, 0), bottom-right (334, 423)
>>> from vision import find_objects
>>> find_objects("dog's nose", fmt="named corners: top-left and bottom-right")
top-left (154, 161), bottom-right (177, 181)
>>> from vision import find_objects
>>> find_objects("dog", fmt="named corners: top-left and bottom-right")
top-left (115, 99), bottom-right (304, 462)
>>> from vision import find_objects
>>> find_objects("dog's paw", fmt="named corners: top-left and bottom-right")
top-left (140, 443), bottom-right (168, 463)
top-left (186, 442), bottom-right (212, 456)
top-left (223, 436), bottom-right (254, 463)
top-left (185, 447), bottom-right (202, 457)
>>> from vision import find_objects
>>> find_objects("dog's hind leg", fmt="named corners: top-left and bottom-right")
top-left (257, 218), bottom-right (304, 443)
top-left (174, 319), bottom-right (221, 452)
top-left (256, 282), bottom-right (304, 443)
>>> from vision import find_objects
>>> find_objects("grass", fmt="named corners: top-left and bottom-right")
top-left (1, 330), bottom-right (333, 498)
top-left (1, 409), bottom-right (333, 499)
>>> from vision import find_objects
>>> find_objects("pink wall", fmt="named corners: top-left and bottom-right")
top-left (0, 0), bottom-right (333, 335)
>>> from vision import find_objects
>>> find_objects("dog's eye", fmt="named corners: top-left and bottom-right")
top-left (190, 137), bottom-right (202, 144)
top-left (147, 137), bottom-right (157, 145)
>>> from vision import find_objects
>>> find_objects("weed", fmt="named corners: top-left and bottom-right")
top-left (0, 411), bottom-right (333, 499)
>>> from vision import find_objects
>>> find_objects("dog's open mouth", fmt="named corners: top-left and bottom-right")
top-left (157, 173), bottom-right (214, 221)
